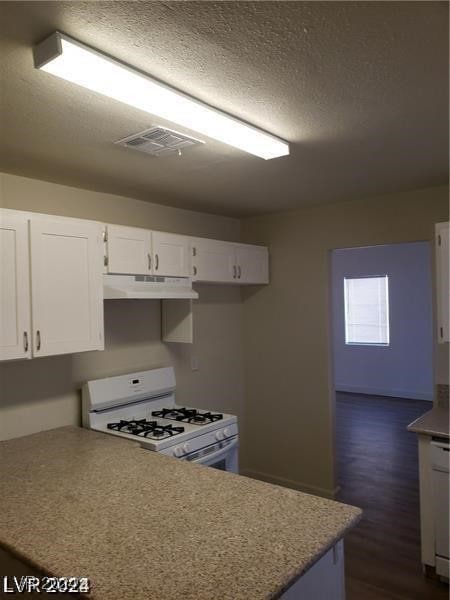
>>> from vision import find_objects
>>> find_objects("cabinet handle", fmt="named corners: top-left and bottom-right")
top-left (233, 265), bottom-right (237, 279)
top-left (36, 330), bottom-right (41, 351)
top-left (193, 266), bottom-right (197, 276)
top-left (238, 265), bottom-right (242, 279)
top-left (155, 254), bottom-right (159, 271)
top-left (23, 331), bottom-right (29, 352)
top-left (147, 253), bottom-right (152, 271)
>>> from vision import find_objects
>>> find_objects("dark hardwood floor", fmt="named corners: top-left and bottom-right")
top-left (336, 392), bottom-right (448, 600)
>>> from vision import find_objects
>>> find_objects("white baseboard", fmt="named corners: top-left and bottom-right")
top-left (240, 468), bottom-right (340, 500)
top-left (335, 384), bottom-right (433, 401)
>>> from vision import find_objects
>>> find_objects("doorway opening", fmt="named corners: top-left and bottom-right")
top-left (330, 242), bottom-right (446, 599)
top-left (331, 242), bottom-right (433, 401)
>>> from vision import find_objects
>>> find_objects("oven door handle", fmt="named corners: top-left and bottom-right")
top-left (188, 437), bottom-right (238, 464)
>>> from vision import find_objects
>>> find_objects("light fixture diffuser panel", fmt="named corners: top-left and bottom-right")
top-left (33, 32), bottom-right (290, 160)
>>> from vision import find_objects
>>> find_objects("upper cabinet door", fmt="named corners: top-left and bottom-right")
top-left (235, 244), bottom-right (269, 284)
top-left (436, 222), bottom-right (450, 343)
top-left (30, 215), bottom-right (104, 357)
top-left (107, 225), bottom-right (152, 275)
top-left (192, 238), bottom-right (236, 283)
top-left (0, 210), bottom-right (31, 361)
top-left (152, 231), bottom-right (190, 277)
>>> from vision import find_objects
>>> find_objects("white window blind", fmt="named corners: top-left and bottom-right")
top-left (344, 276), bottom-right (390, 345)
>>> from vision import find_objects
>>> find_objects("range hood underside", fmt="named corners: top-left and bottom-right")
top-left (103, 275), bottom-right (198, 300)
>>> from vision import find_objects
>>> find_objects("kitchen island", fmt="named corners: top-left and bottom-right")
top-left (0, 427), bottom-right (361, 599)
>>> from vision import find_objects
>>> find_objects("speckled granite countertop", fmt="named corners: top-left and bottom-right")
top-left (407, 406), bottom-right (449, 438)
top-left (0, 427), bottom-right (361, 600)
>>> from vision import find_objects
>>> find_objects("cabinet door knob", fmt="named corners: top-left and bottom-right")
top-left (238, 265), bottom-right (242, 279)
top-left (147, 253), bottom-right (152, 271)
top-left (193, 266), bottom-right (197, 276)
top-left (36, 330), bottom-right (41, 351)
top-left (233, 265), bottom-right (237, 279)
top-left (155, 254), bottom-right (159, 271)
top-left (23, 331), bottom-right (29, 352)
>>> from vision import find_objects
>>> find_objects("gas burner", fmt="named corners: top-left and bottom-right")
top-left (151, 408), bottom-right (223, 425)
top-left (107, 419), bottom-right (184, 440)
top-left (152, 409), bottom-right (184, 421)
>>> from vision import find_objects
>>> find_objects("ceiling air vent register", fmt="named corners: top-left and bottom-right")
top-left (115, 127), bottom-right (204, 157)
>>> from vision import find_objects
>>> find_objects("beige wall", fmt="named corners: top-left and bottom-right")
top-left (1, 173), bottom-right (447, 498)
top-left (0, 173), bottom-right (244, 440)
top-left (240, 186), bottom-right (449, 497)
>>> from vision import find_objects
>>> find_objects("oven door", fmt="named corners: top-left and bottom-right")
top-left (185, 437), bottom-right (238, 473)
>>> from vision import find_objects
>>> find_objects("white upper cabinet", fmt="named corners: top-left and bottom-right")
top-left (30, 215), bottom-right (104, 357)
top-left (1, 207), bottom-right (270, 361)
top-left (191, 238), bottom-right (269, 284)
top-left (104, 223), bottom-right (269, 285)
top-left (105, 226), bottom-right (190, 277)
top-left (436, 222), bottom-right (449, 343)
top-left (235, 244), bottom-right (269, 284)
top-left (152, 231), bottom-right (190, 277)
top-left (191, 238), bottom-right (235, 283)
top-left (106, 224), bottom-right (152, 275)
top-left (0, 210), bottom-right (31, 360)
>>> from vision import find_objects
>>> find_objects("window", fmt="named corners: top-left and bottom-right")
top-left (344, 276), bottom-right (390, 346)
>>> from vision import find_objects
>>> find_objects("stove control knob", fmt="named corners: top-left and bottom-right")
top-left (173, 446), bottom-right (184, 458)
top-left (215, 430), bottom-right (225, 441)
top-left (223, 427), bottom-right (232, 438)
top-left (183, 442), bottom-right (191, 454)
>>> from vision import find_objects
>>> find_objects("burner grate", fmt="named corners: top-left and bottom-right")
top-left (107, 419), bottom-right (184, 440)
top-left (151, 408), bottom-right (223, 425)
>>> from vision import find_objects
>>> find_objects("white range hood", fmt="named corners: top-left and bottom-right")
top-left (103, 275), bottom-right (198, 300)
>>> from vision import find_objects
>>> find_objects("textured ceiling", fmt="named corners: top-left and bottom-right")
top-left (0, 1), bottom-right (448, 217)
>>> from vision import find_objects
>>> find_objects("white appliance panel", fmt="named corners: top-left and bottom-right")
top-left (83, 367), bottom-right (176, 414)
top-left (82, 367), bottom-right (238, 473)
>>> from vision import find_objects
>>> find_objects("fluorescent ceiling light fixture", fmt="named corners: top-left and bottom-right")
top-left (34, 32), bottom-right (290, 160)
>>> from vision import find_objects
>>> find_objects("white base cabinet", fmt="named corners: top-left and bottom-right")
top-left (281, 541), bottom-right (345, 599)
top-left (431, 440), bottom-right (450, 578)
top-left (415, 434), bottom-right (450, 580)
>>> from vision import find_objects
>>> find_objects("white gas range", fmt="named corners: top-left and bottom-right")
top-left (82, 367), bottom-right (239, 473)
